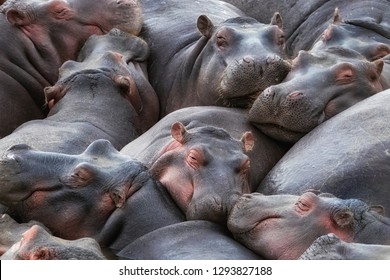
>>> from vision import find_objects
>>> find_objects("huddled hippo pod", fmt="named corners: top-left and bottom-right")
top-left (1, 0), bottom-right (390, 260)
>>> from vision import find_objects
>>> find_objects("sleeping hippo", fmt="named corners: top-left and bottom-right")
top-left (139, 0), bottom-right (291, 116)
top-left (0, 0), bottom-right (143, 138)
top-left (227, 192), bottom-right (390, 260)
top-left (248, 47), bottom-right (388, 143)
top-left (0, 29), bottom-right (157, 155)
top-left (221, 1), bottom-right (390, 57)
top-left (258, 89), bottom-right (390, 217)
top-left (0, 139), bottom-right (184, 257)
top-left (299, 233), bottom-right (390, 260)
top-left (1, 224), bottom-right (106, 260)
top-left (121, 106), bottom-right (287, 224)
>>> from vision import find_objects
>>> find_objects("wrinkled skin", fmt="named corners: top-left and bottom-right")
top-left (118, 220), bottom-right (260, 260)
top-left (121, 106), bottom-right (287, 192)
top-left (299, 233), bottom-right (390, 260)
top-left (1, 224), bottom-right (106, 260)
top-left (249, 47), bottom-right (387, 143)
top-left (0, 29), bottom-right (155, 155)
top-left (258, 89), bottom-right (390, 217)
top-left (221, 1), bottom-right (390, 57)
top-left (139, 0), bottom-right (291, 116)
top-left (0, 0), bottom-right (142, 138)
top-left (0, 140), bottom-right (148, 242)
top-left (122, 117), bottom-right (256, 225)
top-left (227, 192), bottom-right (390, 260)
top-left (0, 213), bottom-right (50, 255)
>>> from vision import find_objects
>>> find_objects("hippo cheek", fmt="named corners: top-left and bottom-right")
top-left (219, 56), bottom-right (291, 107)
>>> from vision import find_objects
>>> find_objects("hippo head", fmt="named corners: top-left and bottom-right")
top-left (312, 8), bottom-right (390, 61)
top-left (248, 47), bottom-right (385, 143)
top-left (1, 0), bottom-right (143, 62)
top-left (150, 121), bottom-right (254, 225)
top-left (1, 224), bottom-right (106, 260)
top-left (196, 13), bottom-right (291, 108)
top-left (0, 139), bottom-right (149, 239)
top-left (227, 192), bottom-right (385, 259)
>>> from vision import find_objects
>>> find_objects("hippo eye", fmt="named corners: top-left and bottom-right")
top-left (186, 150), bottom-right (203, 169)
top-left (296, 199), bottom-right (311, 212)
top-left (216, 36), bottom-right (228, 49)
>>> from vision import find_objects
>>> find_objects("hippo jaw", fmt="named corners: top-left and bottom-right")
top-left (218, 56), bottom-right (291, 108)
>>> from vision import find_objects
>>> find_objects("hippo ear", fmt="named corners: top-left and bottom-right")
top-left (114, 75), bottom-right (143, 114)
top-left (332, 209), bottom-right (354, 227)
top-left (332, 7), bottom-right (342, 24)
top-left (44, 84), bottom-right (66, 109)
top-left (371, 59), bottom-right (384, 76)
top-left (6, 9), bottom-right (31, 26)
top-left (171, 122), bottom-right (188, 144)
top-left (48, 1), bottom-right (75, 20)
top-left (197, 15), bottom-right (214, 38)
top-left (270, 12), bottom-right (283, 29)
top-left (240, 131), bottom-right (254, 153)
top-left (369, 205), bottom-right (385, 216)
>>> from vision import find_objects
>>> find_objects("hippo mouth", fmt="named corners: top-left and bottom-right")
top-left (231, 214), bottom-right (281, 236)
top-left (222, 91), bottom-right (260, 108)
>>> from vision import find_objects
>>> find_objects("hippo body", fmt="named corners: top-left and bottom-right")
top-left (221, 1), bottom-right (390, 57)
top-left (228, 192), bottom-right (390, 260)
top-left (139, 0), bottom-right (291, 116)
top-left (258, 89), bottom-right (390, 216)
top-left (118, 220), bottom-right (260, 260)
top-left (121, 106), bottom-right (287, 224)
top-left (0, 30), bottom-right (157, 155)
top-left (249, 47), bottom-right (388, 143)
top-left (0, 0), bottom-right (143, 138)
top-left (299, 233), bottom-right (390, 260)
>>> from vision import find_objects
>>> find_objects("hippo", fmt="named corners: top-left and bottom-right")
top-left (118, 220), bottom-right (260, 260)
top-left (1, 224), bottom-right (106, 260)
top-left (248, 47), bottom-right (388, 143)
top-left (0, 213), bottom-right (50, 256)
top-left (227, 192), bottom-right (390, 260)
top-left (139, 0), bottom-right (291, 116)
top-left (0, 0), bottom-right (142, 138)
top-left (0, 140), bottom-right (185, 257)
top-left (220, 1), bottom-right (390, 57)
top-left (299, 233), bottom-right (390, 260)
top-left (311, 8), bottom-right (390, 61)
top-left (0, 29), bottom-right (157, 155)
top-left (121, 106), bottom-right (288, 224)
top-left (258, 89), bottom-right (390, 217)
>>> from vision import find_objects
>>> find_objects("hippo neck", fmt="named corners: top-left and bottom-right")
top-left (102, 177), bottom-right (185, 253)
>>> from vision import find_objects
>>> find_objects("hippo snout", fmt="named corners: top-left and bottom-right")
top-left (218, 55), bottom-right (291, 105)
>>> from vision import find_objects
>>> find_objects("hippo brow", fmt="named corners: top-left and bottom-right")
top-left (222, 17), bottom-right (259, 25)
top-left (57, 68), bottom-right (114, 85)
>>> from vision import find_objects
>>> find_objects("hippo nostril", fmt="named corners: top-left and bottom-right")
top-left (262, 87), bottom-right (275, 99)
top-left (287, 91), bottom-right (304, 100)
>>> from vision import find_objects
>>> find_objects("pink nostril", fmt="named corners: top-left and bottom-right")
top-left (287, 91), bottom-right (303, 100)
top-left (243, 56), bottom-right (254, 64)
top-left (262, 87), bottom-right (275, 98)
